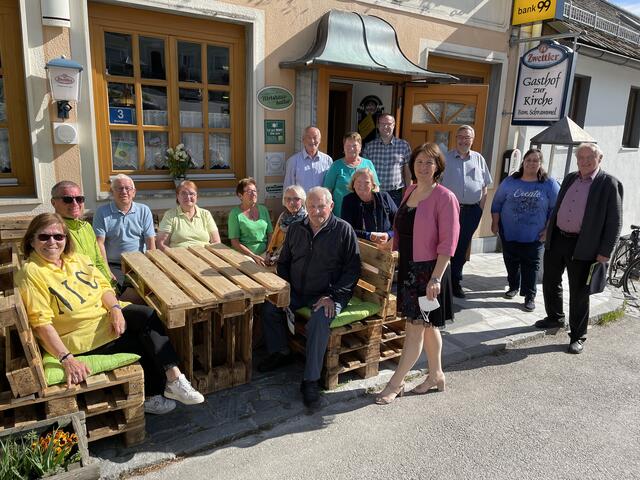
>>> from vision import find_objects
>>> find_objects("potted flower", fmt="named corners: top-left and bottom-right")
top-left (166, 143), bottom-right (194, 186)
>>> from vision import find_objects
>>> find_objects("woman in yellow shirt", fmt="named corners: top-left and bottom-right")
top-left (16, 213), bottom-right (205, 415)
top-left (157, 180), bottom-right (221, 250)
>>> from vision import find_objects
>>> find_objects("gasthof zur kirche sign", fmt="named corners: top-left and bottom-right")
top-left (512, 40), bottom-right (575, 126)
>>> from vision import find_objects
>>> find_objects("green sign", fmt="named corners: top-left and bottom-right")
top-left (257, 86), bottom-right (294, 111)
top-left (264, 120), bottom-right (285, 144)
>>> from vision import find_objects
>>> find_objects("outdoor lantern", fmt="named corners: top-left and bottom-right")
top-left (45, 56), bottom-right (83, 119)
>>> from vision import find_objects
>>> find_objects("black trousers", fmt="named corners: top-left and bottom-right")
top-left (542, 232), bottom-right (592, 342)
top-left (85, 304), bottom-right (179, 395)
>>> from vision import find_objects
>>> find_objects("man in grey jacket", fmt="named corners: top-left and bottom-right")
top-left (258, 187), bottom-right (361, 407)
top-left (535, 143), bottom-right (623, 354)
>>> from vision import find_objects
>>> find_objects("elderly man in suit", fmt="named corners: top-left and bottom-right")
top-left (535, 143), bottom-right (623, 354)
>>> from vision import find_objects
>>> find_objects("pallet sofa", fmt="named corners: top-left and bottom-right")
top-left (289, 240), bottom-right (406, 389)
top-left (0, 244), bottom-right (145, 447)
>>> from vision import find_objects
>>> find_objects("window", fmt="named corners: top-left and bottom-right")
top-left (0, 0), bottom-right (35, 197)
top-left (90, 4), bottom-right (245, 191)
top-left (567, 75), bottom-right (590, 128)
top-left (622, 87), bottom-right (640, 148)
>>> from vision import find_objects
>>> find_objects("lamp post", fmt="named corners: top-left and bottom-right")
top-left (45, 56), bottom-right (83, 119)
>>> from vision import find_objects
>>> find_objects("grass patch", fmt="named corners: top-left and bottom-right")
top-left (597, 302), bottom-right (626, 326)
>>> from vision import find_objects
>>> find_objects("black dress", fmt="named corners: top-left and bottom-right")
top-left (395, 204), bottom-right (454, 327)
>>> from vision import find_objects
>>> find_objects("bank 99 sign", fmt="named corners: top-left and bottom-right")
top-left (511, 40), bottom-right (574, 126)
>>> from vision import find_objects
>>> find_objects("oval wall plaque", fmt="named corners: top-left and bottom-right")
top-left (257, 86), bottom-right (294, 111)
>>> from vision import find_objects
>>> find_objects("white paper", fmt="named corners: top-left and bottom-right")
top-left (265, 152), bottom-right (286, 176)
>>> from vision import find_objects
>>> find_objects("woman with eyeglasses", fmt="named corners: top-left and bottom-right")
top-left (229, 178), bottom-right (273, 267)
top-left (157, 180), bottom-right (221, 251)
top-left (375, 143), bottom-right (459, 405)
top-left (341, 168), bottom-right (397, 246)
top-left (323, 132), bottom-right (380, 217)
top-left (491, 149), bottom-right (560, 312)
top-left (265, 185), bottom-right (307, 266)
top-left (16, 213), bottom-right (205, 415)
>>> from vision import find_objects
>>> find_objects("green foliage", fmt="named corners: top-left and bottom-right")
top-left (165, 143), bottom-right (194, 179)
top-left (0, 427), bottom-right (81, 479)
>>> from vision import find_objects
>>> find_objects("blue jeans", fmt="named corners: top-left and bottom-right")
top-left (451, 203), bottom-right (483, 287)
top-left (262, 292), bottom-right (344, 382)
top-left (501, 238), bottom-right (543, 299)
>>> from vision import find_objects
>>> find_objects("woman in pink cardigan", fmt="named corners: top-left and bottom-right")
top-left (375, 143), bottom-right (460, 405)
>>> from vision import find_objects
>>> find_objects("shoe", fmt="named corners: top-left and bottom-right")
top-left (523, 297), bottom-right (536, 312)
top-left (410, 374), bottom-right (446, 394)
top-left (164, 374), bottom-right (205, 405)
top-left (375, 381), bottom-right (405, 405)
top-left (504, 288), bottom-right (518, 299)
top-left (257, 352), bottom-right (294, 373)
top-left (301, 380), bottom-right (321, 407)
top-left (452, 284), bottom-right (466, 298)
top-left (534, 317), bottom-right (565, 329)
top-left (568, 339), bottom-right (584, 354)
top-left (144, 395), bottom-right (176, 415)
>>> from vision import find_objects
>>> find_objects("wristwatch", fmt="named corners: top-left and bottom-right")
top-left (110, 304), bottom-right (123, 312)
top-left (429, 277), bottom-right (441, 285)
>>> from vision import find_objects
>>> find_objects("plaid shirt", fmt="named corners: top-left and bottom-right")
top-left (362, 136), bottom-right (411, 191)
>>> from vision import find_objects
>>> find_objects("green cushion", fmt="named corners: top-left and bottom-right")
top-left (42, 352), bottom-right (140, 386)
top-left (296, 297), bottom-right (381, 329)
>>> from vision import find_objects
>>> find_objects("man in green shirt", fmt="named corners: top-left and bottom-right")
top-left (51, 181), bottom-right (112, 282)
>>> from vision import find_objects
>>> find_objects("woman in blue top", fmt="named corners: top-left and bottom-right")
top-left (491, 149), bottom-right (560, 312)
top-left (323, 131), bottom-right (380, 217)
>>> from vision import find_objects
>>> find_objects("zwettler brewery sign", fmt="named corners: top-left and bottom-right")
top-left (512, 40), bottom-right (575, 126)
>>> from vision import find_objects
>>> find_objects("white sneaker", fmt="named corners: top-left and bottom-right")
top-left (144, 395), bottom-right (176, 415)
top-left (164, 374), bottom-right (205, 405)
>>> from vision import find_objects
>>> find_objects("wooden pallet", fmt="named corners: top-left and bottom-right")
top-left (2, 290), bottom-right (48, 397)
top-left (290, 317), bottom-right (383, 390)
top-left (379, 316), bottom-right (406, 363)
top-left (173, 307), bottom-right (253, 394)
top-left (355, 241), bottom-right (398, 320)
top-left (0, 364), bottom-right (145, 447)
top-left (206, 243), bottom-right (290, 307)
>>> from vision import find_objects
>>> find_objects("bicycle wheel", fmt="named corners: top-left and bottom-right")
top-left (622, 257), bottom-right (640, 297)
top-left (608, 237), bottom-right (632, 287)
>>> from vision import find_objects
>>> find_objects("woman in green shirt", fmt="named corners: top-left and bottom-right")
top-left (229, 178), bottom-right (273, 266)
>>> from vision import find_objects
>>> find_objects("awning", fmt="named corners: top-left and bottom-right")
top-left (280, 10), bottom-right (457, 83)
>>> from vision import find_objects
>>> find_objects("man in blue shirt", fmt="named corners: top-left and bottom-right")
top-left (283, 126), bottom-right (333, 192)
top-left (93, 174), bottom-right (156, 297)
top-left (441, 125), bottom-right (492, 298)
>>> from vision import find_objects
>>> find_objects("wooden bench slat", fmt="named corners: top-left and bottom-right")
top-left (121, 252), bottom-right (193, 309)
top-left (358, 240), bottom-right (398, 274)
top-left (163, 247), bottom-right (245, 301)
top-left (189, 247), bottom-right (266, 299)
top-left (146, 250), bottom-right (219, 306)
top-left (206, 243), bottom-right (289, 293)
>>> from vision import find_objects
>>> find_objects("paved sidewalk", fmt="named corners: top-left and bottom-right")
top-left (94, 253), bottom-right (625, 479)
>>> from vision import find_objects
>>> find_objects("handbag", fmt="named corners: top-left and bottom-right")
top-left (587, 261), bottom-right (608, 295)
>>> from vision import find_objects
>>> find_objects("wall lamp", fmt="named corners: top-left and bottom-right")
top-left (45, 56), bottom-right (83, 119)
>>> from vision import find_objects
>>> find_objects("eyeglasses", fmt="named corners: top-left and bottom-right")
top-left (114, 186), bottom-right (135, 193)
top-left (243, 189), bottom-right (258, 195)
top-left (179, 191), bottom-right (197, 198)
top-left (284, 196), bottom-right (301, 203)
top-left (524, 158), bottom-right (541, 164)
top-left (54, 196), bottom-right (85, 204)
top-left (379, 122), bottom-right (395, 128)
top-left (37, 233), bottom-right (66, 242)
top-left (457, 135), bottom-right (473, 140)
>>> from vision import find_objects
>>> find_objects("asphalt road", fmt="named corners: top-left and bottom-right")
top-left (130, 312), bottom-right (640, 480)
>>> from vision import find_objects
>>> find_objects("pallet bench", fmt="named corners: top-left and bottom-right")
top-left (289, 240), bottom-right (405, 389)
top-left (0, 245), bottom-right (146, 447)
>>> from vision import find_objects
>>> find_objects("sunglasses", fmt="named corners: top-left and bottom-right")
top-left (55, 195), bottom-right (85, 204)
top-left (37, 233), bottom-right (66, 242)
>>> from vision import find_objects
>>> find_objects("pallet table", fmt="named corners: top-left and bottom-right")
top-left (121, 246), bottom-right (290, 394)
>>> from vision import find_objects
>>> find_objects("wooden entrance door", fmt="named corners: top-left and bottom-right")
top-left (401, 84), bottom-right (488, 153)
